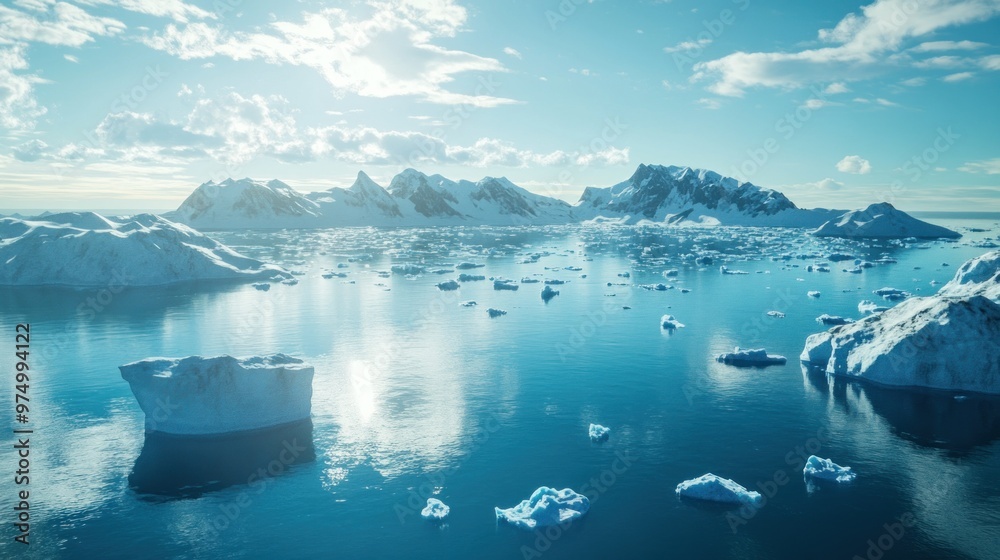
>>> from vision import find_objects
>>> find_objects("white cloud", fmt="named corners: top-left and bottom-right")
top-left (836, 155), bottom-right (872, 174)
top-left (75, 0), bottom-right (215, 23)
top-left (63, 53), bottom-right (78, 62)
top-left (697, 97), bottom-right (721, 109)
top-left (141, 2), bottom-right (516, 107)
top-left (910, 40), bottom-right (989, 52)
top-left (693, 0), bottom-right (1000, 96)
top-left (503, 47), bottom-right (521, 59)
top-left (875, 97), bottom-right (898, 107)
top-left (959, 158), bottom-right (1000, 174)
top-left (0, 2), bottom-right (125, 47)
top-left (801, 98), bottom-right (838, 110)
top-left (664, 37), bottom-right (711, 53)
top-left (12, 138), bottom-right (47, 161)
top-left (900, 76), bottom-right (927, 86)
top-left (943, 71), bottom-right (975, 81)
top-left (0, 44), bottom-right (47, 130)
top-left (824, 82), bottom-right (850, 94)
top-left (980, 54), bottom-right (1000, 70)
top-left (913, 55), bottom-right (969, 68)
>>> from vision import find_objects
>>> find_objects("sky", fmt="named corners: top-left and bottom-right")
top-left (0, 0), bottom-right (999, 212)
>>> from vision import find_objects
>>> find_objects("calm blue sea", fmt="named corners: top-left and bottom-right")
top-left (2, 219), bottom-right (999, 559)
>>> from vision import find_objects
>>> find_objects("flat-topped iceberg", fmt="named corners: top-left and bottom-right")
top-left (120, 354), bottom-right (314, 435)
top-left (801, 252), bottom-right (1000, 394)
top-left (717, 347), bottom-right (787, 367)
top-left (813, 202), bottom-right (961, 239)
top-left (661, 315), bottom-right (685, 330)
top-left (0, 212), bottom-right (289, 286)
top-left (589, 423), bottom-right (611, 442)
top-left (495, 487), bottom-right (590, 530)
top-left (803, 456), bottom-right (856, 483)
top-left (421, 498), bottom-right (450, 521)
top-left (675, 473), bottom-right (763, 506)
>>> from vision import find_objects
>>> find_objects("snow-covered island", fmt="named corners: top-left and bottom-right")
top-left (801, 251), bottom-right (1000, 394)
top-left (0, 212), bottom-right (289, 286)
top-left (813, 202), bottom-right (961, 239)
top-left (495, 487), bottom-right (591, 530)
top-left (120, 354), bottom-right (314, 435)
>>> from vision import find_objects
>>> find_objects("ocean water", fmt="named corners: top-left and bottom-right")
top-left (2, 219), bottom-right (1000, 560)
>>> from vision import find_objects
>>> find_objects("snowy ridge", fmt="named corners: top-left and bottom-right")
top-left (813, 202), bottom-right (961, 239)
top-left (0, 212), bottom-right (289, 286)
top-left (172, 178), bottom-right (323, 229)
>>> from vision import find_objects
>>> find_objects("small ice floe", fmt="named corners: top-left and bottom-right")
top-left (495, 487), bottom-right (590, 530)
top-left (661, 315), bottom-right (685, 330)
top-left (803, 456), bottom-right (856, 484)
top-left (716, 347), bottom-right (787, 367)
top-left (541, 285), bottom-right (560, 302)
top-left (808, 291), bottom-right (822, 298)
top-left (252, 282), bottom-right (271, 291)
top-left (663, 269), bottom-right (679, 277)
top-left (588, 423), bottom-right (610, 442)
top-left (421, 498), bottom-right (450, 521)
top-left (844, 266), bottom-right (863, 274)
top-left (456, 262), bottom-right (485, 270)
top-left (858, 300), bottom-right (890, 315)
top-left (618, 272), bottom-right (631, 278)
top-left (460, 301), bottom-right (477, 307)
top-left (695, 256), bottom-right (714, 265)
top-left (391, 264), bottom-right (425, 275)
top-left (487, 308), bottom-right (507, 318)
top-left (817, 314), bottom-right (854, 326)
top-left (675, 474), bottom-right (763, 506)
top-left (458, 273), bottom-right (486, 282)
top-left (828, 253), bottom-right (855, 262)
top-left (544, 279), bottom-right (566, 285)
top-left (281, 278), bottom-right (299, 286)
top-left (642, 283), bottom-right (672, 291)
top-left (430, 268), bottom-right (453, 275)
top-left (622, 306), bottom-right (632, 310)
top-left (337, 263), bottom-right (349, 268)
top-left (520, 277), bottom-right (540, 284)
top-left (720, 266), bottom-right (750, 275)
top-left (766, 311), bottom-right (786, 318)
top-left (565, 266), bottom-right (583, 272)
top-left (874, 287), bottom-right (910, 301)
top-left (494, 279), bottom-right (519, 291)
top-left (436, 280), bottom-right (460, 291)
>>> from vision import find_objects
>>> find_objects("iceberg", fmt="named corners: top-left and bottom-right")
top-left (487, 308), bottom-right (507, 318)
top-left (456, 262), bottom-right (485, 269)
top-left (436, 280), bottom-right (460, 291)
top-left (391, 264), bottom-right (425, 275)
top-left (803, 456), bottom-right (856, 483)
top-left (495, 487), bottom-right (591, 530)
top-left (801, 252), bottom-right (1000, 394)
top-left (588, 423), bottom-right (611, 442)
top-left (494, 279), bottom-right (519, 291)
top-left (459, 300), bottom-right (477, 307)
top-left (119, 354), bottom-right (314, 435)
top-left (716, 347), bottom-right (787, 367)
top-left (808, 291), bottom-right (822, 298)
top-left (458, 273), bottom-right (486, 282)
top-left (421, 498), bottom-right (450, 521)
top-left (813, 203), bottom-right (961, 239)
top-left (816, 314), bottom-right (854, 326)
top-left (661, 315), bottom-right (686, 330)
top-left (0, 213), bottom-right (290, 286)
top-left (675, 474), bottom-right (763, 506)
top-left (766, 311), bottom-right (786, 318)
top-left (858, 300), bottom-right (890, 315)
top-left (541, 285), bottom-right (560, 302)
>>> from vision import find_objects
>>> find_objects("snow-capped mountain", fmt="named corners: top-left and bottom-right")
top-left (812, 202), bottom-right (961, 239)
top-left (171, 178), bottom-right (322, 229)
top-left (574, 164), bottom-right (841, 227)
top-left (306, 171), bottom-right (404, 225)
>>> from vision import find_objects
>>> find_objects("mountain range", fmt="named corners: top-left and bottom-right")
top-left (165, 164), bottom-right (959, 238)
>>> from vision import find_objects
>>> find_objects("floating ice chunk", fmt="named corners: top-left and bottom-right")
top-left (495, 487), bottom-right (591, 530)
top-left (619, 272), bottom-right (631, 278)
top-left (565, 266), bottom-right (583, 271)
top-left (766, 311), bottom-right (786, 318)
top-left (456, 262), bottom-right (485, 269)
top-left (544, 279), bottom-right (566, 285)
top-left (252, 282), bottom-right (271, 291)
top-left (664, 269), bottom-right (679, 277)
top-left (808, 291), bottom-right (821, 298)
top-left (817, 314), bottom-right (854, 326)
top-left (695, 256), bottom-right (714, 265)
top-left (661, 315), bottom-right (685, 330)
top-left (541, 285), bottom-right (560, 302)
top-left (844, 266), bottom-right (863, 274)
top-left (391, 264), bottom-right (424, 275)
top-left (588, 423), bottom-right (610, 442)
top-left (458, 273), bottom-right (486, 282)
top-left (494, 279), bottom-right (519, 291)
top-left (675, 474), bottom-right (763, 506)
top-left (487, 308), bottom-right (507, 318)
top-left (828, 253), bottom-right (855, 262)
top-left (281, 278), bottom-right (299, 286)
top-left (436, 280), bottom-right (460, 291)
top-left (119, 354), bottom-right (313, 435)
top-left (716, 347), bottom-right (787, 367)
top-left (874, 287), bottom-right (910, 301)
top-left (460, 301), bottom-right (477, 307)
top-left (520, 277), bottom-right (540, 283)
top-left (421, 498), bottom-right (450, 521)
top-left (720, 266), bottom-right (749, 275)
top-left (803, 456), bottom-right (856, 483)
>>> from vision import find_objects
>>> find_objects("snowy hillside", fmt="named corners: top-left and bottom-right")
top-left (813, 202), bottom-right (961, 239)
top-left (573, 164), bottom-right (843, 227)
top-left (0, 212), bottom-right (289, 286)
top-left (172, 178), bottom-right (323, 229)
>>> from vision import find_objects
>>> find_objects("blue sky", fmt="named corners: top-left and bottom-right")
top-left (1, 0), bottom-right (999, 211)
